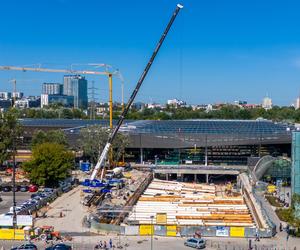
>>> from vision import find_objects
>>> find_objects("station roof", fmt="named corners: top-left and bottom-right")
top-left (120, 119), bottom-right (292, 135)
top-left (20, 119), bottom-right (292, 148)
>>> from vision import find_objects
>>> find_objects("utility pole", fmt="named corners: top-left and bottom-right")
top-left (88, 80), bottom-right (97, 120)
top-left (150, 215), bottom-right (154, 250)
top-left (12, 130), bottom-right (17, 239)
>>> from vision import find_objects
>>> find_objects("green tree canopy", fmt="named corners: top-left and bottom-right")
top-left (23, 143), bottom-right (74, 187)
top-left (78, 125), bottom-right (129, 164)
top-left (0, 109), bottom-right (22, 165)
top-left (31, 130), bottom-right (68, 148)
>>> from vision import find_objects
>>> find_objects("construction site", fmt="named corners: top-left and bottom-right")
top-left (0, 4), bottom-right (286, 249)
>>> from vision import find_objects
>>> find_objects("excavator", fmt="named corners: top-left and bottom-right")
top-left (90, 4), bottom-right (184, 181)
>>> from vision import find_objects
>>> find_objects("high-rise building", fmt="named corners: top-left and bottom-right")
top-left (0, 92), bottom-right (12, 100)
top-left (262, 96), bottom-right (272, 110)
top-left (42, 83), bottom-right (63, 95)
top-left (296, 97), bottom-right (300, 110)
top-left (63, 75), bottom-right (88, 109)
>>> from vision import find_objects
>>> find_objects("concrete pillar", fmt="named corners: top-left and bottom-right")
top-left (206, 174), bottom-right (209, 183)
top-left (140, 148), bottom-right (143, 164)
top-left (205, 146), bottom-right (208, 166)
top-left (177, 174), bottom-right (183, 182)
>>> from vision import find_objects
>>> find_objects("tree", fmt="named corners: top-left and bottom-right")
top-left (78, 125), bottom-right (129, 164)
top-left (31, 130), bottom-right (68, 148)
top-left (0, 109), bottom-right (22, 165)
top-left (23, 143), bottom-right (74, 187)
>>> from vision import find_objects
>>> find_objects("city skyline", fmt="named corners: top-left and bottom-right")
top-left (1, 1), bottom-right (300, 105)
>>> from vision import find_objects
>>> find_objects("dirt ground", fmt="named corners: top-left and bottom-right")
top-left (34, 186), bottom-right (89, 234)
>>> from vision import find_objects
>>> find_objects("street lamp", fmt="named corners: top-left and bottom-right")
top-left (12, 132), bottom-right (17, 239)
top-left (150, 215), bottom-right (154, 250)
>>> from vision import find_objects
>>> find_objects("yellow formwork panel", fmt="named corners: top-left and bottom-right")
top-left (139, 225), bottom-right (154, 235)
top-left (230, 227), bottom-right (245, 237)
top-left (0, 229), bottom-right (24, 240)
top-left (166, 225), bottom-right (177, 237)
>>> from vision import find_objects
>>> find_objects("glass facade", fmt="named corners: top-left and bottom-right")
top-left (292, 132), bottom-right (300, 195)
top-left (263, 158), bottom-right (291, 182)
top-left (42, 83), bottom-right (63, 95)
top-left (63, 75), bottom-right (88, 109)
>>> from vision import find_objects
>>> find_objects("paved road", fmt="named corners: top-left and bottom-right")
top-left (0, 192), bottom-right (32, 214)
top-left (0, 235), bottom-right (299, 250)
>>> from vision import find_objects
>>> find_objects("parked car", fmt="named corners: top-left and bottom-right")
top-left (9, 206), bottom-right (22, 213)
top-left (20, 185), bottom-right (29, 192)
top-left (28, 185), bottom-right (38, 192)
top-left (11, 243), bottom-right (37, 250)
top-left (45, 243), bottom-right (72, 250)
top-left (44, 188), bottom-right (54, 193)
top-left (12, 185), bottom-right (20, 192)
top-left (2, 186), bottom-right (11, 192)
top-left (184, 238), bottom-right (206, 249)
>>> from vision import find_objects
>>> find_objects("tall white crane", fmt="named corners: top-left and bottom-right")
top-left (90, 3), bottom-right (184, 181)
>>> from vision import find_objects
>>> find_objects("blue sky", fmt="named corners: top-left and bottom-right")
top-left (1, 0), bottom-right (300, 105)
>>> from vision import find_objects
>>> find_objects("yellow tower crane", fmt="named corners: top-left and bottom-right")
top-left (0, 64), bottom-right (124, 131)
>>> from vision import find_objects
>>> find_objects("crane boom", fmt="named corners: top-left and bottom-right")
top-left (0, 65), bottom-right (109, 75)
top-left (90, 3), bottom-right (184, 181)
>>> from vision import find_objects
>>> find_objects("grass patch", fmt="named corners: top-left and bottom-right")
top-left (265, 195), bottom-right (283, 207)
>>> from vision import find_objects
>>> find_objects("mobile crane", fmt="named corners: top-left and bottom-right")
top-left (90, 3), bottom-right (184, 181)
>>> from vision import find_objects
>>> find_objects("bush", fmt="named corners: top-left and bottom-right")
top-left (275, 208), bottom-right (293, 222)
top-left (265, 195), bottom-right (283, 207)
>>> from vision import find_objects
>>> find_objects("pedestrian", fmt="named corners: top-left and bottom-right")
top-left (279, 222), bottom-right (283, 232)
top-left (104, 241), bottom-right (107, 250)
top-left (255, 230), bottom-right (260, 241)
top-left (99, 240), bottom-right (103, 249)
top-left (109, 238), bottom-right (113, 249)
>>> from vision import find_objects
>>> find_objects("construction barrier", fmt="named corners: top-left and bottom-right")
top-left (230, 227), bottom-right (245, 237)
top-left (166, 225), bottom-right (177, 236)
top-left (0, 229), bottom-right (25, 240)
top-left (88, 220), bottom-right (273, 238)
top-left (139, 225), bottom-right (154, 235)
top-left (124, 226), bottom-right (139, 235)
top-left (154, 225), bottom-right (166, 236)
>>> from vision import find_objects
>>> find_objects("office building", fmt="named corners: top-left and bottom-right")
top-left (12, 92), bottom-right (24, 100)
top-left (262, 96), bottom-right (272, 110)
top-left (63, 75), bottom-right (88, 109)
top-left (42, 83), bottom-right (63, 95)
top-left (15, 97), bottom-right (41, 109)
top-left (0, 99), bottom-right (12, 110)
top-left (167, 98), bottom-right (186, 107)
top-left (0, 92), bottom-right (12, 100)
top-left (41, 94), bottom-right (74, 108)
